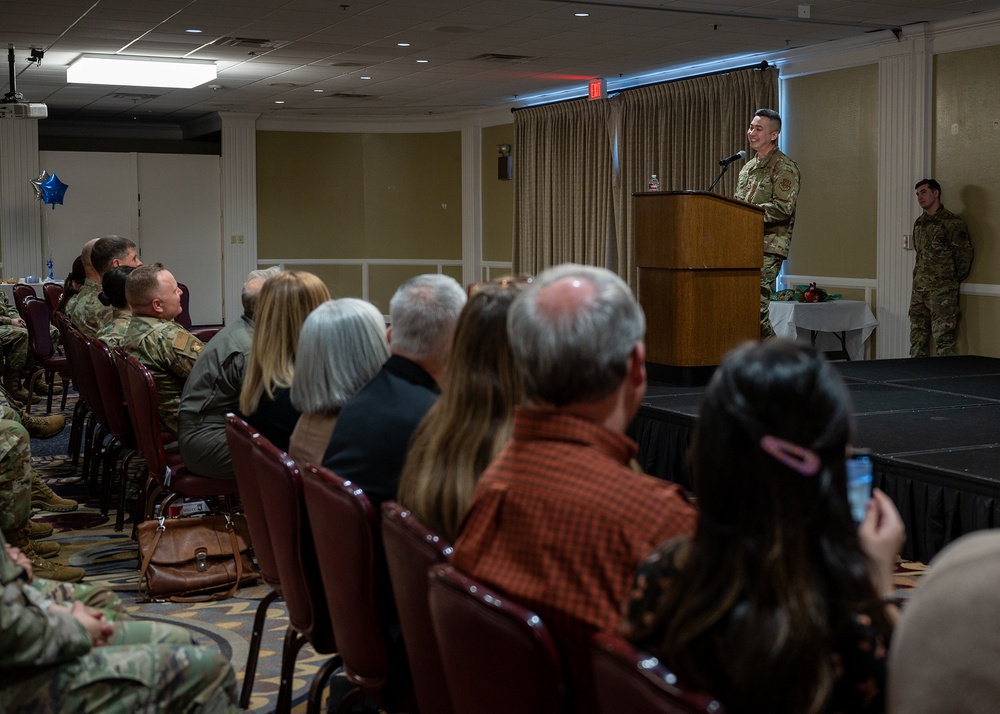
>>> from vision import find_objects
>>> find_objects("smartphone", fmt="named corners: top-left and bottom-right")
top-left (845, 453), bottom-right (874, 524)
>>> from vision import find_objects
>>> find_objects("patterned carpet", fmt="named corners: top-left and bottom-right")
top-left (28, 398), bottom-right (328, 714)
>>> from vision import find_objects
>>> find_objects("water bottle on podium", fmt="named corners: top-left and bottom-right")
top-left (648, 173), bottom-right (660, 191)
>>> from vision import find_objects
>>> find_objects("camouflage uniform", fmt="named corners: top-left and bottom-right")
top-left (909, 206), bottom-right (974, 357)
top-left (65, 278), bottom-right (113, 339)
top-left (0, 530), bottom-right (239, 713)
top-left (96, 308), bottom-right (132, 349)
top-left (122, 316), bottom-right (204, 435)
top-left (735, 148), bottom-right (801, 339)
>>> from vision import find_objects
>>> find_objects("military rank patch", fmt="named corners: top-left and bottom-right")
top-left (173, 331), bottom-right (191, 351)
top-left (779, 178), bottom-right (792, 191)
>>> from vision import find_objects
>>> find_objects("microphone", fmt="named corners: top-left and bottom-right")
top-left (719, 150), bottom-right (747, 167)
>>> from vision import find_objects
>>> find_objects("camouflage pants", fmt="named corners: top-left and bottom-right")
top-left (0, 620), bottom-right (239, 713)
top-left (29, 576), bottom-right (125, 617)
top-left (760, 253), bottom-right (785, 339)
top-left (0, 418), bottom-right (32, 533)
top-left (0, 325), bottom-right (28, 383)
top-left (909, 281), bottom-right (961, 357)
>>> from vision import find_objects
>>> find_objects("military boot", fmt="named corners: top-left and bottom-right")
top-left (26, 517), bottom-right (54, 539)
top-left (31, 378), bottom-right (62, 396)
top-left (20, 411), bottom-right (66, 440)
top-left (30, 472), bottom-right (79, 512)
top-left (2, 375), bottom-right (39, 405)
top-left (3, 527), bottom-right (77, 578)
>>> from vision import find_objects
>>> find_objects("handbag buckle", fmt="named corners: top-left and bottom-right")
top-left (156, 516), bottom-right (166, 532)
top-left (195, 548), bottom-right (208, 572)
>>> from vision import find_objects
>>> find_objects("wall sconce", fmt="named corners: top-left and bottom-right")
top-left (497, 144), bottom-right (512, 181)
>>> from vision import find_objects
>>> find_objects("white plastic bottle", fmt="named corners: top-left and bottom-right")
top-left (648, 174), bottom-right (660, 191)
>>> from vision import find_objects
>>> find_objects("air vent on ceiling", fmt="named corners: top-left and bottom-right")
top-left (470, 53), bottom-right (536, 63)
top-left (213, 37), bottom-right (285, 49)
top-left (330, 92), bottom-right (373, 99)
top-left (110, 93), bottom-right (160, 101)
top-left (330, 61), bottom-right (365, 67)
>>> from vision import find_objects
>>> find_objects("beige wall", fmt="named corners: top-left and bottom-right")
top-left (481, 123), bottom-right (515, 272)
top-left (256, 130), bottom-right (464, 309)
top-left (783, 64), bottom-right (879, 280)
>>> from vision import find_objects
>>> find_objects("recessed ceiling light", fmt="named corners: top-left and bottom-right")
top-left (397, 42), bottom-right (410, 47)
top-left (360, 76), bottom-right (372, 80)
top-left (416, 59), bottom-right (429, 63)
top-left (185, 29), bottom-right (203, 33)
top-left (313, 88), bottom-right (324, 92)
top-left (274, 100), bottom-right (285, 104)
top-left (575, 12), bottom-right (589, 17)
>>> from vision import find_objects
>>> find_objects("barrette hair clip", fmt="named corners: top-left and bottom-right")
top-left (760, 435), bottom-right (821, 476)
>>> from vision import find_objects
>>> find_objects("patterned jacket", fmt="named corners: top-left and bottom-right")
top-left (65, 279), bottom-right (112, 339)
top-left (735, 148), bottom-right (801, 258)
top-left (912, 205), bottom-right (974, 287)
top-left (121, 315), bottom-right (203, 435)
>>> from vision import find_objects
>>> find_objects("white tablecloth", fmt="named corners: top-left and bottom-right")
top-left (769, 299), bottom-right (878, 360)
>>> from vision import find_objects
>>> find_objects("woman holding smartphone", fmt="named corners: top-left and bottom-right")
top-left (622, 340), bottom-right (905, 714)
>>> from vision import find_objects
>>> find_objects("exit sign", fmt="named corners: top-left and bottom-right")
top-left (588, 78), bottom-right (607, 101)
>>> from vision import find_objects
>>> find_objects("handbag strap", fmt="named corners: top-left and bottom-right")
top-left (138, 514), bottom-right (248, 604)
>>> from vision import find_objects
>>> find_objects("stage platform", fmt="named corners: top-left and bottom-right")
top-left (629, 355), bottom-right (1000, 563)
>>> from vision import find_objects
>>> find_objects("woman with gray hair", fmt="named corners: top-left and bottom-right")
top-left (288, 298), bottom-right (390, 465)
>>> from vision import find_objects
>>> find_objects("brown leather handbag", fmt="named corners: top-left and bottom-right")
top-left (136, 513), bottom-right (259, 602)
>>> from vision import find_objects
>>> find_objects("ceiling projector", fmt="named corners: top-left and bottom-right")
top-left (0, 102), bottom-right (48, 119)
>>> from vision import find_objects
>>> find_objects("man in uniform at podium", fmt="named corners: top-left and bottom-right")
top-left (734, 108), bottom-right (801, 339)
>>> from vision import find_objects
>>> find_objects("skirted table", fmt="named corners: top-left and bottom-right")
top-left (769, 299), bottom-right (878, 360)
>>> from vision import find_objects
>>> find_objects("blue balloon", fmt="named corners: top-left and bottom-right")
top-left (39, 173), bottom-right (69, 208)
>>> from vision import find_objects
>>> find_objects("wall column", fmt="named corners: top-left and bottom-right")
top-left (0, 119), bottom-right (42, 279)
top-left (220, 112), bottom-right (260, 324)
top-left (876, 26), bottom-right (932, 358)
top-left (461, 125), bottom-right (483, 286)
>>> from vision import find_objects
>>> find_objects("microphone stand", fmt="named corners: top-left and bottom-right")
top-left (707, 163), bottom-right (732, 193)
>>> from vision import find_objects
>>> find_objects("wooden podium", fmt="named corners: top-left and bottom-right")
top-left (634, 191), bottom-right (763, 367)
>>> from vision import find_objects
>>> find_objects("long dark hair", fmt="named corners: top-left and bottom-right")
top-left (57, 256), bottom-right (86, 313)
top-left (630, 341), bottom-right (889, 714)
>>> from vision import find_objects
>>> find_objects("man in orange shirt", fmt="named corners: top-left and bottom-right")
top-left (451, 263), bottom-right (697, 711)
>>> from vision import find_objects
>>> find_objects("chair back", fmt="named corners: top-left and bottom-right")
top-left (591, 632), bottom-right (726, 714)
top-left (63, 324), bottom-right (108, 426)
top-left (381, 501), bottom-right (455, 714)
top-left (121, 354), bottom-right (170, 484)
top-left (23, 296), bottom-right (55, 361)
top-left (225, 415), bottom-right (281, 590)
top-left (12, 283), bottom-right (37, 319)
top-left (249, 434), bottom-right (334, 650)
top-left (42, 282), bottom-right (64, 314)
top-left (427, 563), bottom-right (565, 714)
top-left (301, 464), bottom-right (397, 692)
top-left (176, 282), bottom-right (193, 329)
top-left (87, 339), bottom-right (132, 441)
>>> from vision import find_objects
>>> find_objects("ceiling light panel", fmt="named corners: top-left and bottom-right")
top-left (67, 54), bottom-right (217, 88)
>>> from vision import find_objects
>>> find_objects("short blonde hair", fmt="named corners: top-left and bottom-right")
top-left (239, 270), bottom-right (331, 415)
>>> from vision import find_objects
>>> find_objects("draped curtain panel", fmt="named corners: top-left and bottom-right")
top-left (511, 66), bottom-right (777, 289)
top-left (613, 67), bottom-right (779, 289)
top-left (512, 99), bottom-right (615, 278)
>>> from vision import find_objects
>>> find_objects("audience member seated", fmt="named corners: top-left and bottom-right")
top-left (450, 263), bottom-right (697, 710)
top-left (622, 340), bottom-right (905, 714)
top-left (0, 530), bottom-right (240, 712)
top-left (178, 267), bottom-right (280, 479)
top-left (239, 270), bottom-right (329, 452)
top-left (95, 265), bottom-right (135, 347)
top-left (121, 263), bottom-right (203, 437)
top-left (322, 274), bottom-right (466, 508)
top-left (888, 530), bottom-right (1000, 714)
top-left (56, 256), bottom-right (86, 314)
top-left (288, 298), bottom-right (389, 466)
top-left (397, 279), bottom-right (525, 541)
top-left (66, 236), bottom-right (135, 338)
